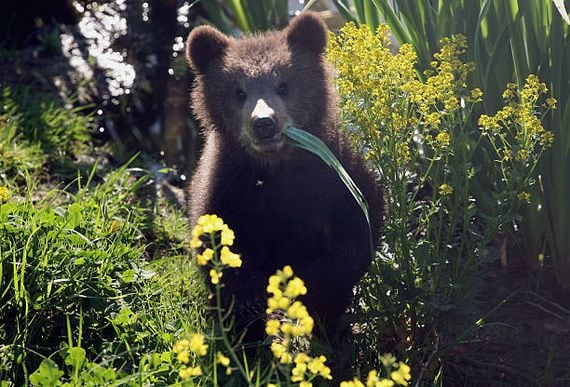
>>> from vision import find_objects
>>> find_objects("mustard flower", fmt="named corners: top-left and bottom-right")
top-left (424, 112), bottom-right (441, 128)
top-left (291, 361), bottom-right (308, 382)
top-left (265, 319), bottom-right (280, 336)
top-left (390, 362), bottom-right (411, 386)
top-left (173, 339), bottom-right (190, 354)
top-left (220, 225), bottom-right (235, 246)
top-left (0, 186), bottom-right (11, 202)
top-left (366, 370), bottom-right (395, 387)
top-left (220, 246), bottom-right (242, 267)
top-left (284, 277), bottom-right (307, 298)
top-left (540, 131), bottom-right (554, 146)
top-left (435, 132), bottom-right (450, 147)
top-left (190, 214), bottom-right (235, 249)
top-left (270, 342), bottom-right (287, 359)
top-left (546, 97), bottom-right (557, 109)
top-left (439, 184), bottom-right (453, 196)
top-left (283, 265), bottom-right (294, 278)
top-left (341, 378), bottom-right (365, 387)
top-left (308, 355), bottom-right (332, 380)
top-left (179, 365), bottom-right (202, 379)
top-left (517, 191), bottom-right (531, 203)
top-left (470, 88), bottom-right (483, 102)
top-left (177, 350), bottom-right (190, 364)
top-left (216, 351), bottom-right (230, 367)
top-left (196, 248), bottom-right (214, 266)
top-left (189, 333), bottom-right (208, 357)
top-left (209, 269), bottom-right (222, 285)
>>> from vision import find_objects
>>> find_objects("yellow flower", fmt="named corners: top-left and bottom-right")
top-left (177, 350), bottom-right (190, 364)
top-left (424, 112), bottom-right (441, 128)
top-left (0, 186), bottom-right (11, 202)
top-left (341, 378), bottom-right (365, 387)
top-left (191, 214), bottom-right (235, 249)
top-left (299, 382), bottom-right (312, 387)
top-left (291, 361), bottom-right (307, 382)
top-left (284, 277), bottom-right (307, 298)
top-left (398, 143), bottom-right (411, 163)
top-left (189, 333), bottom-right (208, 357)
top-left (540, 131), bottom-right (554, 147)
top-left (435, 132), bottom-right (450, 147)
top-left (196, 248), bottom-right (214, 266)
top-left (295, 353), bottom-right (311, 364)
top-left (108, 220), bottom-right (121, 233)
top-left (439, 184), bottom-right (453, 196)
top-left (270, 342), bottom-right (287, 359)
top-left (546, 97), bottom-right (557, 109)
top-left (470, 88), bottom-right (483, 101)
top-left (517, 191), bottom-right (531, 203)
top-left (390, 362), bottom-right (411, 386)
top-left (308, 355), bottom-right (332, 379)
top-left (209, 269), bottom-right (222, 284)
top-left (265, 319), bottom-right (280, 336)
top-left (220, 246), bottom-right (242, 267)
top-left (173, 339), bottom-right (190, 354)
top-left (197, 214), bottom-right (225, 233)
top-left (283, 265), bottom-right (294, 278)
top-left (216, 352), bottom-right (230, 367)
top-left (179, 365), bottom-right (202, 379)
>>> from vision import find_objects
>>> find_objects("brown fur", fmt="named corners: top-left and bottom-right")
top-left (185, 12), bottom-right (384, 332)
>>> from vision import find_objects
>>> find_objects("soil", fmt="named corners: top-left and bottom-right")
top-left (442, 260), bottom-right (570, 386)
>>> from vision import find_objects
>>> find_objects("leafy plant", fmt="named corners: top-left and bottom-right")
top-left (197, 0), bottom-right (290, 33)
top-left (326, 23), bottom-right (554, 380)
top-left (331, 0), bottom-right (570, 292)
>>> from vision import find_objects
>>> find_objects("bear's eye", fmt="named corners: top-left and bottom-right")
top-left (235, 88), bottom-right (247, 103)
top-left (277, 83), bottom-right (288, 96)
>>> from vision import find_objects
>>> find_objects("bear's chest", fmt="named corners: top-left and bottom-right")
top-left (212, 159), bottom-right (349, 269)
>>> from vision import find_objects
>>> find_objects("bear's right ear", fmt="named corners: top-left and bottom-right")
top-left (185, 26), bottom-right (230, 74)
top-left (286, 11), bottom-right (327, 55)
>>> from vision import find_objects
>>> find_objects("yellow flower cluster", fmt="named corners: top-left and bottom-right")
top-left (327, 23), bottom-right (479, 173)
top-left (190, 214), bottom-right (242, 284)
top-left (266, 265), bottom-right (313, 338)
top-left (340, 362), bottom-right (411, 387)
top-left (173, 334), bottom-right (209, 379)
top-left (216, 351), bottom-right (232, 375)
top-left (477, 74), bottom-right (555, 183)
top-left (265, 266), bottom-right (331, 385)
top-left (439, 184), bottom-right (453, 196)
top-left (0, 186), bottom-right (11, 202)
top-left (191, 214), bottom-right (235, 249)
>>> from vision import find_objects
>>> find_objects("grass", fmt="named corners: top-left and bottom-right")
top-left (0, 86), bottom-right (206, 385)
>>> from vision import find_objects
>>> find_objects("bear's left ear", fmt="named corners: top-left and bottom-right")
top-left (286, 11), bottom-right (327, 55)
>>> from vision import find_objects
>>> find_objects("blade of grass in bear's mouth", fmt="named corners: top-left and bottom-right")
top-left (283, 126), bottom-right (373, 255)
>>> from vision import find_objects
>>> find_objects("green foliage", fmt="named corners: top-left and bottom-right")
top-left (0, 86), bottom-right (92, 183)
top-left (197, 0), bottom-right (290, 33)
top-left (0, 90), bottom-right (206, 384)
top-left (327, 23), bottom-right (554, 381)
top-left (331, 0), bottom-right (570, 292)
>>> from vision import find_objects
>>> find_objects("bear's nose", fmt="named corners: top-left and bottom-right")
top-left (252, 116), bottom-right (277, 138)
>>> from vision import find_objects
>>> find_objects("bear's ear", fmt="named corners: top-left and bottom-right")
top-left (286, 11), bottom-right (327, 55)
top-left (186, 26), bottom-right (231, 74)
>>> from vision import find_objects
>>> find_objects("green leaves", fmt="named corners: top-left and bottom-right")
top-left (29, 359), bottom-right (64, 386)
top-left (199, 0), bottom-right (289, 33)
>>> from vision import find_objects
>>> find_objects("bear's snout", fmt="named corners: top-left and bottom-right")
top-left (252, 116), bottom-right (277, 139)
top-left (249, 99), bottom-right (284, 149)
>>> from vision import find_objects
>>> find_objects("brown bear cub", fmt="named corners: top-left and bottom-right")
top-left (185, 12), bottom-right (384, 335)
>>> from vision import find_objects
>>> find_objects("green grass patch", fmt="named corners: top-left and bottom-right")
top-left (0, 86), bottom-right (206, 385)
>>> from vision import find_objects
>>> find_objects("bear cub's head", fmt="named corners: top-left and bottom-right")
top-left (186, 12), bottom-right (331, 161)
